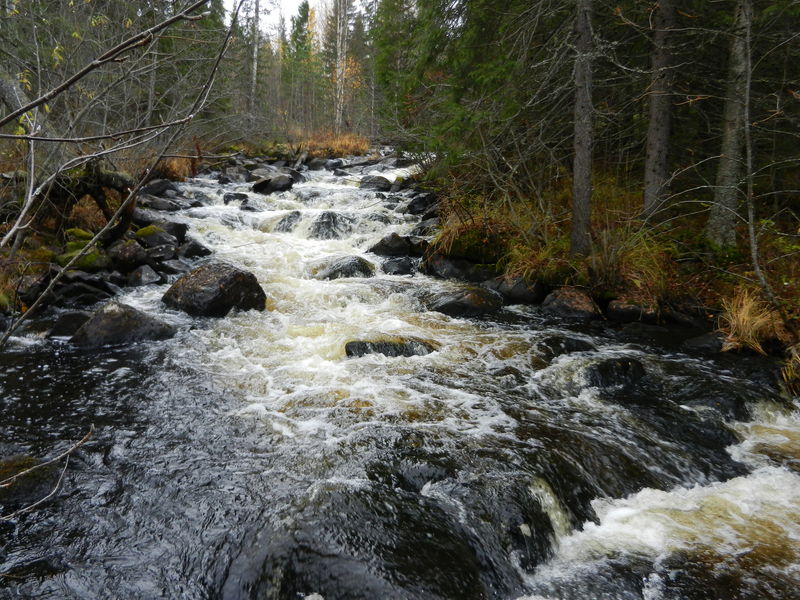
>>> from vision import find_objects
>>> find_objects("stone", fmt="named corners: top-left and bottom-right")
top-left (410, 218), bottom-right (439, 237)
top-left (47, 311), bottom-right (92, 338)
top-left (127, 265), bottom-right (162, 287)
top-left (162, 262), bottom-right (266, 317)
top-left (307, 157), bottom-right (328, 170)
top-left (145, 244), bottom-right (177, 262)
top-left (404, 192), bottom-right (437, 215)
top-left (252, 174), bottom-right (293, 195)
top-left (280, 167), bottom-right (306, 183)
top-left (107, 239), bottom-right (149, 273)
top-left (382, 257), bottom-right (415, 275)
top-left (311, 255), bottom-right (375, 280)
top-left (309, 212), bottom-right (354, 240)
top-left (273, 211), bottom-right (302, 233)
top-left (248, 167), bottom-right (279, 181)
top-left (71, 301), bottom-right (176, 346)
top-left (223, 192), bottom-right (249, 205)
top-left (326, 158), bottom-right (344, 170)
top-left (178, 237), bottom-right (212, 258)
top-left (368, 233), bottom-right (411, 256)
top-left (359, 175), bottom-right (392, 192)
top-left (345, 337), bottom-right (437, 358)
top-left (221, 166), bottom-right (250, 183)
top-left (54, 282), bottom-right (112, 307)
top-left (135, 225), bottom-right (178, 248)
top-left (55, 248), bottom-right (110, 272)
top-left (157, 259), bottom-right (192, 275)
top-left (428, 286), bottom-right (503, 317)
top-left (141, 179), bottom-right (181, 197)
top-left (534, 335), bottom-right (596, 361)
top-left (137, 194), bottom-right (183, 212)
top-left (407, 236), bottom-right (430, 257)
top-left (541, 287), bottom-right (602, 320)
top-left (482, 277), bottom-right (546, 305)
top-left (682, 331), bottom-right (726, 354)
top-left (584, 358), bottom-right (646, 390)
top-left (606, 299), bottom-right (658, 324)
top-left (421, 253), bottom-right (497, 283)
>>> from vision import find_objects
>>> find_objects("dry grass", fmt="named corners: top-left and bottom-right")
top-left (67, 195), bottom-right (106, 232)
top-left (298, 132), bottom-right (370, 158)
top-left (718, 287), bottom-right (782, 355)
top-left (782, 344), bottom-right (800, 397)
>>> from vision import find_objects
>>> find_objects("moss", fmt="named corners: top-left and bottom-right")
top-left (64, 228), bottom-right (94, 241)
top-left (56, 248), bottom-right (110, 271)
top-left (135, 225), bottom-right (165, 238)
top-left (0, 291), bottom-right (13, 312)
top-left (26, 247), bottom-right (57, 264)
top-left (65, 240), bottom-right (90, 253)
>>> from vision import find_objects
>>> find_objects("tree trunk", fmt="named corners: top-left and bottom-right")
top-left (705, 0), bottom-right (751, 249)
top-left (643, 0), bottom-right (676, 219)
top-left (571, 0), bottom-right (593, 256)
top-left (249, 0), bottom-right (260, 118)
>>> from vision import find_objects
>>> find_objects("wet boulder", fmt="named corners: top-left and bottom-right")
top-left (108, 240), bottom-right (148, 273)
top-left (482, 277), bottom-right (546, 305)
top-left (404, 192), bottom-right (437, 215)
top-left (248, 167), bottom-right (279, 181)
top-left (252, 174), bottom-right (293, 195)
top-left (223, 192), bottom-right (249, 205)
top-left (421, 253), bottom-right (498, 283)
top-left (220, 165), bottom-right (250, 183)
top-left (410, 218), bottom-right (439, 237)
top-left (359, 175), bottom-right (392, 192)
top-left (309, 211), bottom-right (354, 239)
top-left (606, 299), bottom-right (658, 324)
top-left (54, 281), bottom-right (113, 307)
top-left (368, 232), bottom-right (411, 256)
top-left (382, 257), bottom-right (415, 275)
top-left (157, 258), bottom-right (192, 275)
top-left (47, 310), bottom-right (92, 338)
top-left (127, 265), bottom-right (162, 287)
top-left (135, 225), bottom-right (178, 249)
top-left (145, 244), bottom-right (177, 262)
top-left (141, 178), bottom-right (181, 197)
top-left (280, 167), bottom-right (306, 183)
top-left (429, 286), bottom-right (503, 318)
top-left (71, 301), bottom-right (176, 346)
top-left (273, 210), bottom-right (302, 233)
top-left (541, 287), bottom-right (602, 321)
top-left (584, 357), bottom-right (646, 390)
top-left (311, 255), bottom-right (375, 280)
top-left (307, 157), bottom-right (328, 170)
top-left (534, 335), bottom-right (596, 361)
top-left (682, 331), bottom-right (726, 354)
top-left (345, 336), bottom-right (437, 358)
top-left (162, 262), bottom-right (266, 317)
top-left (137, 194), bottom-right (183, 212)
top-left (178, 237), bottom-right (212, 258)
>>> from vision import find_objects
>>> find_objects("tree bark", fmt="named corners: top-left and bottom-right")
top-left (249, 0), bottom-right (260, 118)
top-left (705, 0), bottom-right (751, 249)
top-left (643, 0), bottom-right (676, 219)
top-left (571, 0), bottom-right (593, 256)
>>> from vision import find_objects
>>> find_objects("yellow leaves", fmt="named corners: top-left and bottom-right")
top-left (17, 71), bottom-right (31, 92)
top-left (90, 15), bottom-right (108, 27)
top-left (51, 45), bottom-right (65, 67)
top-left (124, 18), bottom-right (133, 29)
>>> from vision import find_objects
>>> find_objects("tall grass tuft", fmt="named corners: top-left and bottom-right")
top-left (718, 287), bottom-right (781, 355)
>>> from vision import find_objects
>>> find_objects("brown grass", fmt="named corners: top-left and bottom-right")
top-left (297, 132), bottom-right (370, 158)
top-left (782, 344), bottom-right (800, 397)
top-left (718, 287), bottom-right (782, 354)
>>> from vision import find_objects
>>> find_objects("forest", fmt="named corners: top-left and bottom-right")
top-left (2, 2), bottom-right (800, 598)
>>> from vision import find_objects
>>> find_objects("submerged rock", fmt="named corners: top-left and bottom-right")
top-left (71, 301), bottom-right (176, 346)
top-left (162, 262), bottom-right (266, 317)
top-left (541, 287), bottom-right (602, 321)
top-left (382, 257), bottom-right (415, 275)
top-left (345, 337), bottom-right (437, 358)
top-left (47, 310), bottom-right (92, 338)
top-left (534, 335), bottom-right (596, 361)
top-left (252, 174), bottom-right (293, 195)
top-left (178, 237), bottom-right (212, 258)
top-left (429, 286), bottom-right (503, 317)
top-left (273, 210), bottom-right (302, 233)
top-left (360, 175), bottom-right (392, 192)
top-left (584, 357), bottom-right (647, 390)
top-left (311, 255), bottom-right (375, 280)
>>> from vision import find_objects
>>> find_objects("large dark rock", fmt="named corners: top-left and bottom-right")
top-left (54, 282), bottom-right (112, 307)
top-left (127, 265), bottom-right (162, 287)
top-left (156, 221), bottom-right (188, 245)
top-left (429, 286), bottom-right (503, 317)
top-left (223, 192), bottom-right (249, 205)
top-left (368, 232), bottom-right (411, 256)
top-left (584, 357), bottom-right (647, 390)
top-left (309, 212), bottom-right (354, 240)
top-left (382, 257), bottom-right (415, 275)
top-left (137, 194), bottom-right (183, 212)
top-left (410, 218), bottom-right (439, 237)
top-left (606, 299), bottom-right (658, 324)
top-left (108, 240), bottom-right (148, 273)
top-left (482, 277), bottom-right (546, 305)
top-left (162, 262), bottom-right (266, 317)
top-left (141, 179), bottom-right (181, 197)
top-left (248, 167), bottom-right (279, 181)
top-left (252, 174), bottom-right (293, 195)
top-left (404, 192), bottom-right (437, 215)
top-left (682, 331), bottom-right (726, 354)
top-left (541, 287), bottom-right (602, 321)
top-left (280, 167), bottom-right (306, 183)
top-left (360, 175), bottom-right (392, 192)
top-left (273, 211), bottom-right (302, 233)
top-left (534, 335), bottom-right (596, 361)
top-left (47, 310), bottom-right (92, 338)
top-left (145, 244), bottom-right (177, 262)
top-left (135, 225), bottom-right (178, 249)
top-left (71, 301), bottom-right (176, 346)
top-left (312, 255), bottom-right (375, 280)
top-left (345, 337), bottom-right (437, 358)
top-left (220, 165), bottom-right (250, 183)
top-left (178, 237), bottom-right (212, 258)
top-left (307, 157), bottom-right (328, 170)
top-left (421, 253), bottom-right (497, 283)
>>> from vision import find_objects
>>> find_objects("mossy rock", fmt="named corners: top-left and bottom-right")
top-left (135, 225), bottom-right (165, 238)
top-left (26, 247), bottom-right (58, 264)
top-left (0, 455), bottom-right (58, 509)
top-left (56, 248), bottom-right (110, 271)
top-left (65, 228), bottom-right (94, 241)
top-left (0, 291), bottom-right (14, 312)
top-left (65, 240), bottom-right (90, 253)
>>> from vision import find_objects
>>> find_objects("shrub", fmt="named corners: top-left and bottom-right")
top-left (718, 287), bottom-right (782, 355)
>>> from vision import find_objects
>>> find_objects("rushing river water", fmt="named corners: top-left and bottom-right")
top-left (1, 164), bottom-right (799, 599)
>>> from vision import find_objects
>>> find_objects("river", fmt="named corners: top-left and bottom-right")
top-left (1, 163), bottom-right (799, 599)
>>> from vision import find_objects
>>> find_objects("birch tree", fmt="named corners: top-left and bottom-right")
top-left (571, 0), bottom-right (594, 256)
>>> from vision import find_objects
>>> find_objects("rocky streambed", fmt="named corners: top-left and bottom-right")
top-left (1, 153), bottom-right (799, 600)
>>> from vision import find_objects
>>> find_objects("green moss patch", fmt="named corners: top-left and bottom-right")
top-left (135, 225), bottom-right (165, 238)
